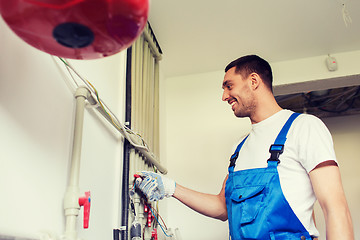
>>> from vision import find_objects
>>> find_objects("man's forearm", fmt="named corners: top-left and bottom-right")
top-left (325, 206), bottom-right (354, 240)
top-left (173, 183), bottom-right (228, 221)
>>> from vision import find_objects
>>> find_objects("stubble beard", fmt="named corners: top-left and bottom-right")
top-left (233, 96), bottom-right (257, 119)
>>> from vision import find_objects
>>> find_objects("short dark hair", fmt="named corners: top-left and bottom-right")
top-left (225, 55), bottom-right (273, 92)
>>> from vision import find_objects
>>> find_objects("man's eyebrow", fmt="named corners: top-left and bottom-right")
top-left (222, 80), bottom-right (230, 88)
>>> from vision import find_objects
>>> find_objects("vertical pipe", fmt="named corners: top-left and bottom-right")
top-left (113, 229), bottom-right (120, 240)
top-left (144, 41), bottom-right (151, 173)
top-left (121, 141), bottom-right (131, 240)
top-left (137, 35), bottom-right (143, 134)
top-left (146, 42), bottom-right (152, 170)
top-left (153, 59), bottom-right (160, 158)
top-left (134, 36), bottom-right (143, 172)
top-left (141, 40), bottom-right (149, 143)
top-left (130, 39), bottom-right (140, 233)
top-left (120, 47), bottom-right (133, 240)
top-left (134, 36), bottom-right (141, 172)
top-left (134, 37), bottom-right (141, 134)
top-left (64, 87), bottom-right (90, 240)
top-left (129, 41), bottom-right (138, 181)
top-left (139, 36), bottom-right (146, 172)
top-left (148, 53), bottom-right (155, 152)
top-left (68, 88), bottom-right (89, 187)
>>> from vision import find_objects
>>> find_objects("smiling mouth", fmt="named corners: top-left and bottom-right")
top-left (229, 99), bottom-right (237, 110)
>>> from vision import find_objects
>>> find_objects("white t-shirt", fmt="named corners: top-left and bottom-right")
top-left (233, 109), bottom-right (337, 237)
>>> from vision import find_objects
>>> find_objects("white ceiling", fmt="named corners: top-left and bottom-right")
top-left (148, 0), bottom-right (360, 78)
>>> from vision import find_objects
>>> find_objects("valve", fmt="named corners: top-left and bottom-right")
top-left (79, 191), bottom-right (91, 229)
top-left (151, 228), bottom-right (158, 240)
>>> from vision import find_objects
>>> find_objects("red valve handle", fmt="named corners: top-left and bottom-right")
top-left (151, 228), bottom-right (158, 240)
top-left (79, 191), bottom-right (91, 229)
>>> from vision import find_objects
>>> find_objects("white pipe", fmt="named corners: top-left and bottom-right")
top-left (154, 59), bottom-right (160, 157)
top-left (142, 41), bottom-right (149, 146)
top-left (92, 104), bottom-right (167, 173)
top-left (63, 87), bottom-right (90, 240)
top-left (146, 45), bottom-right (154, 151)
top-left (143, 25), bottom-right (162, 61)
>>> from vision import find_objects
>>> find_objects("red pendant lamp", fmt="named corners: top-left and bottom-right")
top-left (0, 0), bottom-right (149, 59)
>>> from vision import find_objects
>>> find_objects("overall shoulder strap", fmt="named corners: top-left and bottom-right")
top-left (228, 112), bottom-right (301, 171)
top-left (268, 112), bottom-right (301, 164)
top-left (228, 135), bottom-right (249, 171)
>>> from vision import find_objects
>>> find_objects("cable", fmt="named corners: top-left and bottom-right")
top-left (50, 56), bottom-right (78, 94)
top-left (56, 56), bottom-right (168, 174)
top-left (149, 206), bottom-right (171, 238)
top-left (303, 87), bottom-right (360, 113)
top-left (150, 205), bottom-right (167, 230)
top-left (57, 57), bottom-right (150, 151)
top-left (319, 87), bottom-right (360, 113)
top-left (58, 57), bottom-right (94, 91)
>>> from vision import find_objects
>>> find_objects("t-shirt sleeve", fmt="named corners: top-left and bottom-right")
top-left (296, 114), bottom-right (337, 172)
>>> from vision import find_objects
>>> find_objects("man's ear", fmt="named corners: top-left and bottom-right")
top-left (249, 73), bottom-right (261, 90)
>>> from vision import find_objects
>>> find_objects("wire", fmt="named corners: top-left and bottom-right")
top-left (64, 61), bottom-right (79, 88)
top-left (58, 57), bottom-right (93, 91)
top-left (142, 225), bottom-right (146, 240)
top-left (319, 87), bottom-right (360, 113)
top-left (149, 207), bottom-right (172, 238)
top-left (57, 57), bottom-right (150, 151)
top-left (150, 205), bottom-right (167, 230)
top-left (304, 87), bottom-right (360, 113)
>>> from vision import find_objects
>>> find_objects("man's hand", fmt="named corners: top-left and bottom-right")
top-left (135, 171), bottom-right (176, 201)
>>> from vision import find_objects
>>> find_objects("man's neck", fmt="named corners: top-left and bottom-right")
top-left (250, 101), bottom-right (283, 124)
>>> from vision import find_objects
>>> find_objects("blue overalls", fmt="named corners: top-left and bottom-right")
top-left (225, 113), bottom-right (313, 240)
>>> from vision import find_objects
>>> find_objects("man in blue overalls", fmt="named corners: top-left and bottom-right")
top-left (136, 55), bottom-right (354, 239)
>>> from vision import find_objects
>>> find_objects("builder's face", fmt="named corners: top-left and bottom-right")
top-left (222, 67), bottom-right (256, 118)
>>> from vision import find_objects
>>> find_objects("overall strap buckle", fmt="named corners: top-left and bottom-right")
top-left (267, 144), bottom-right (284, 164)
top-left (229, 152), bottom-right (239, 168)
top-left (228, 135), bottom-right (249, 169)
top-left (267, 112), bottom-right (301, 165)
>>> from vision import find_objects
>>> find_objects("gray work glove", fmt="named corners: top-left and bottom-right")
top-left (135, 171), bottom-right (176, 201)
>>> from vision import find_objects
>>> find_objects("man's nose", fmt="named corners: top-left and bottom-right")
top-left (222, 90), bottom-right (229, 102)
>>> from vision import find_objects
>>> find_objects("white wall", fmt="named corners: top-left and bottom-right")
top-left (315, 114), bottom-right (360, 240)
top-left (160, 53), bottom-right (360, 240)
top-left (161, 71), bottom-right (251, 240)
top-left (0, 17), bottom-right (127, 240)
top-left (272, 51), bottom-right (360, 86)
